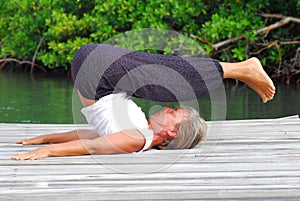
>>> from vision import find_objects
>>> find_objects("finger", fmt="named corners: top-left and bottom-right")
top-left (16, 140), bottom-right (29, 146)
top-left (12, 151), bottom-right (34, 160)
top-left (11, 154), bottom-right (25, 160)
top-left (11, 155), bottom-right (19, 160)
top-left (16, 139), bottom-right (26, 144)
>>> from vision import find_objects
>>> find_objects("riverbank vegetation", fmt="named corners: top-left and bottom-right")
top-left (0, 0), bottom-right (299, 83)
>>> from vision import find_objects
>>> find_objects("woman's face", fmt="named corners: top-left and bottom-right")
top-left (148, 106), bottom-right (186, 135)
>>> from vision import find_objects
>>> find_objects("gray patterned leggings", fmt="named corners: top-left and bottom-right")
top-left (71, 44), bottom-right (224, 102)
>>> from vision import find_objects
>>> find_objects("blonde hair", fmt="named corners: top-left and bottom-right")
top-left (154, 106), bottom-right (207, 150)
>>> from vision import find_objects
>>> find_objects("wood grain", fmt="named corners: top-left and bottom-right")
top-left (1, 117), bottom-right (299, 200)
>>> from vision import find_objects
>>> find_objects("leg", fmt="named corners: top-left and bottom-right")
top-left (72, 44), bottom-right (224, 102)
top-left (72, 44), bottom-right (275, 103)
top-left (221, 57), bottom-right (276, 103)
top-left (71, 44), bottom-right (134, 101)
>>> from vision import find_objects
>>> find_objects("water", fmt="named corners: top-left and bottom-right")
top-left (0, 71), bottom-right (299, 123)
top-left (0, 71), bottom-right (74, 123)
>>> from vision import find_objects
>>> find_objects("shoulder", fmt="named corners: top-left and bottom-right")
top-left (136, 128), bottom-right (154, 152)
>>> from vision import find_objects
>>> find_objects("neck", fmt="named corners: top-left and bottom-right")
top-left (149, 134), bottom-right (165, 149)
top-left (148, 122), bottom-right (166, 149)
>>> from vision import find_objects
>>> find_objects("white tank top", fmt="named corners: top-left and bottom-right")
top-left (81, 92), bottom-right (154, 151)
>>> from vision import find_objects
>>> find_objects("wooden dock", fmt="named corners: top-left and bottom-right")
top-left (1, 116), bottom-right (300, 200)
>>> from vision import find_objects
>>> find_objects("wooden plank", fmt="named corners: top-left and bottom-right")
top-left (0, 117), bottom-right (299, 200)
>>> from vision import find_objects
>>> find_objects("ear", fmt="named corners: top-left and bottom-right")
top-left (166, 129), bottom-right (178, 139)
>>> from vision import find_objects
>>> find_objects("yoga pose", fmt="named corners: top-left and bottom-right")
top-left (12, 44), bottom-right (275, 160)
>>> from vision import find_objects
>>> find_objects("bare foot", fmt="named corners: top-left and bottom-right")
top-left (16, 136), bottom-right (46, 145)
top-left (238, 57), bottom-right (276, 103)
top-left (222, 57), bottom-right (276, 103)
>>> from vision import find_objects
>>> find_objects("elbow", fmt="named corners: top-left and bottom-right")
top-left (87, 148), bottom-right (102, 155)
top-left (80, 140), bottom-right (100, 155)
top-left (85, 143), bottom-right (101, 155)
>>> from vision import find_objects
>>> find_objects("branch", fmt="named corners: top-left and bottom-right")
top-left (260, 13), bottom-right (300, 24)
top-left (200, 14), bottom-right (300, 50)
top-left (189, 33), bottom-right (214, 46)
top-left (280, 41), bottom-right (300, 45)
top-left (253, 17), bottom-right (291, 36)
top-left (212, 35), bottom-right (243, 51)
top-left (31, 35), bottom-right (45, 75)
top-left (0, 58), bottom-right (47, 72)
top-left (250, 40), bottom-right (300, 55)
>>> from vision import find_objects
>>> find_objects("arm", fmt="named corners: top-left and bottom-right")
top-left (16, 129), bottom-right (100, 145)
top-left (86, 129), bottom-right (146, 154)
top-left (12, 129), bottom-right (146, 160)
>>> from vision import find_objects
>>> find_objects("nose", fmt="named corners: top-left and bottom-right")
top-left (163, 106), bottom-right (173, 113)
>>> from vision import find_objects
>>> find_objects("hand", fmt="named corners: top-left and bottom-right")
top-left (12, 147), bottom-right (51, 160)
top-left (16, 135), bottom-right (46, 145)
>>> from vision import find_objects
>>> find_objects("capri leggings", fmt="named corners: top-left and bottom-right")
top-left (71, 44), bottom-right (224, 102)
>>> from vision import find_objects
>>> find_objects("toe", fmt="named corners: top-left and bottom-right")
top-left (262, 96), bottom-right (268, 103)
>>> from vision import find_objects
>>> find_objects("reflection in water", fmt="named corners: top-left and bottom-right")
top-left (0, 71), bottom-right (74, 123)
top-left (0, 71), bottom-right (299, 123)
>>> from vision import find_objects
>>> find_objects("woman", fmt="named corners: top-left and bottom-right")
top-left (12, 44), bottom-right (275, 160)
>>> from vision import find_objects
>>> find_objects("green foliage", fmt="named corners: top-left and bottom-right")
top-left (199, 0), bottom-right (266, 59)
top-left (0, 0), bottom-right (299, 80)
top-left (0, 0), bottom-right (207, 69)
